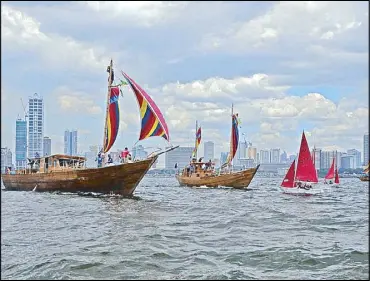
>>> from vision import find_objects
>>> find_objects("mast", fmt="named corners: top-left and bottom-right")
top-left (195, 120), bottom-right (198, 160)
top-left (231, 103), bottom-right (234, 171)
top-left (102, 59), bottom-right (113, 167)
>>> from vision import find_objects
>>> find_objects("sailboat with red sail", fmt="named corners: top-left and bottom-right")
top-left (324, 154), bottom-right (340, 186)
top-left (280, 131), bottom-right (320, 195)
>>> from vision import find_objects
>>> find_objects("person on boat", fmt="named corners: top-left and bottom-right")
top-left (198, 157), bottom-right (204, 163)
top-left (96, 152), bottom-right (103, 168)
top-left (324, 179), bottom-right (328, 184)
top-left (107, 154), bottom-right (113, 165)
top-left (127, 153), bottom-right (133, 163)
top-left (35, 152), bottom-right (40, 158)
top-left (120, 147), bottom-right (130, 163)
top-left (329, 180), bottom-right (333, 184)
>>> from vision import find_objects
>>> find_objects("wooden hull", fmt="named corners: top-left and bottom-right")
top-left (1, 157), bottom-right (157, 196)
top-left (176, 165), bottom-right (260, 189)
top-left (359, 176), bottom-right (369, 181)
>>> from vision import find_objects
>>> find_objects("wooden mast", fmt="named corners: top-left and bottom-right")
top-left (102, 59), bottom-right (113, 167)
top-left (195, 120), bottom-right (198, 160)
top-left (231, 103), bottom-right (234, 171)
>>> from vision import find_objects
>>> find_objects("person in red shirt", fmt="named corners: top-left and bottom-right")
top-left (120, 147), bottom-right (130, 163)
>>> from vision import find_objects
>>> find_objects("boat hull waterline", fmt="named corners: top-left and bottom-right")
top-left (2, 157), bottom-right (157, 196)
top-left (176, 165), bottom-right (260, 189)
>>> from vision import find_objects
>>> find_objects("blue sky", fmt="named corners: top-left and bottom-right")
top-left (1, 1), bottom-right (369, 166)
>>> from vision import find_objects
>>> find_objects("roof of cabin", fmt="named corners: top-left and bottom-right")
top-left (29, 154), bottom-right (86, 161)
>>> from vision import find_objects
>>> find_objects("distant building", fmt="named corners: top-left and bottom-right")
top-left (1, 147), bottom-right (13, 174)
top-left (341, 154), bottom-right (355, 169)
top-left (165, 146), bottom-right (193, 169)
top-left (364, 133), bottom-right (369, 165)
top-left (132, 145), bottom-right (148, 160)
top-left (43, 136), bottom-right (51, 156)
top-left (312, 148), bottom-right (321, 171)
top-left (260, 150), bottom-right (270, 164)
top-left (28, 93), bottom-right (44, 158)
top-left (64, 130), bottom-right (78, 156)
top-left (270, 148), bottom-right (280, 163)
top-left (236, 140), bottom-right (247, 162)
top-left (289, 154), bottom-right (296, 162)
top-left (204, 141), bottom-right (215, 161)
top-left (280, 151), bottom-right (288, 163)
top-left (347, 149), bottom-right (361, 168)
top-left (247, 146), bottom-right (257, 160)
top-left (15, 118), bottom-right (27, 170)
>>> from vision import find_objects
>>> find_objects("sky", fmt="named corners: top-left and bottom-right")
top-left (1, 1), bottom-right (369, 167)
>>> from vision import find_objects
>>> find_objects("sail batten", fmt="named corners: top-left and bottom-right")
top-left (121, 71), bottom-right (169, 142)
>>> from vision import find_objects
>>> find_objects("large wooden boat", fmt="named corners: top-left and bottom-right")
top-left (176, 105), bottom-right (260, 189)
top-left (176, 162), bottom-right (260, 188)
top-left (2, 60), bottom-right (178, 196)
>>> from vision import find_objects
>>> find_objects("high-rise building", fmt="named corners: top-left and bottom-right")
top-left (15, 118), bottom-right (27, 170)
top-left (341, 154), bottom-right (355, 169)
top-left (1, 147), bottom-right (13, 174)
top-left (132, 145), bottom-right (148, 160)
top-left (312, 148), bottom-right (321, 171)
top-left (165, 146), bottom-right (193, 169)
top-left (270, 148), bottom-right (280, 163)
top-left (64, 130), bottom-right (78, 156)
top-left (280, 151), bottom-right (288, 163)
top-left (43, 136), bottom-right (51, 156)
top-left (347, 149), bottom-right (361, 168)
top-left (204, 141), bottom-right (215, 161)
top-left (247, 146), bottom-right (257, 160)
top-left (364, 133), bottom-right (369, 165)
top-left (237, 141), bottom-right (247, 159)
top-left (28, 93), bottom-right (44, 158)
top-left (260, 150), bottom-right (270, 164)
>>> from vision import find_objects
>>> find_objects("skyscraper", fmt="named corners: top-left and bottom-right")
top-left (15, 118), bottom-right (27, 170)
top-left (28, 93), bottom-right (44, 158)
top-left (270, 148), bottom-right (280, 163)
top-left (43, 136), bottom-right (51, 156)
top-left (204, 141), bottom-right (215, 161)
top-left (364, 133), bottom-right (369, 165)
top-left (64, 130), bottom-right (78, 156)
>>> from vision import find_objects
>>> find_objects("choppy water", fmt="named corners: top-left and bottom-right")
top-left (1, 177), bottom-right (369, 280)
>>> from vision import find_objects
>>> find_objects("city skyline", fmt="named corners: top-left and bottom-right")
top-left (1, 2), bottom-right (368, 163)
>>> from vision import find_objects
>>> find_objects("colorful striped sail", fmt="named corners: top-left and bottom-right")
top-left (191, 126), bottom-right (202, 158)
top-left (121, 71), bottom-right (170, 142)
top-left (222, 113), bottom-right (240, 168)
top-left (103, 86), bottom-right (120, 153)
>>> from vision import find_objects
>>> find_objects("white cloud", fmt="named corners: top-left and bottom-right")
top-left (1, 4), bottom-right (112, 71)
top-left (55, 86), bottom-right (102, 115)
top-left (80, 1), bottom-right (189, 27)
top-left (201, 1), bottom-right (367, 53)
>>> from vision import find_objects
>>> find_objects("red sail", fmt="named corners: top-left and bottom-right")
top-left (281, 159), bottom-right (296, 188)
top-left (325, 158), bottom-right (335, 179)
top-left (334, 167), bottom-right (340, 184)
top-left (295, 131), bottom-right (318, 183)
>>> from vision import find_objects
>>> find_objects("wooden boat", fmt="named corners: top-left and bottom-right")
top-left (359, 162), bottom-right (369, 181)
top-left (2, 60), bottom-right (178, 196)
top-left (323, 153), bottom-right (340, 186)
top-left (280, 131), bottom-right (321, 195)
top-left (176, 106), bottom-right (260, 189)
